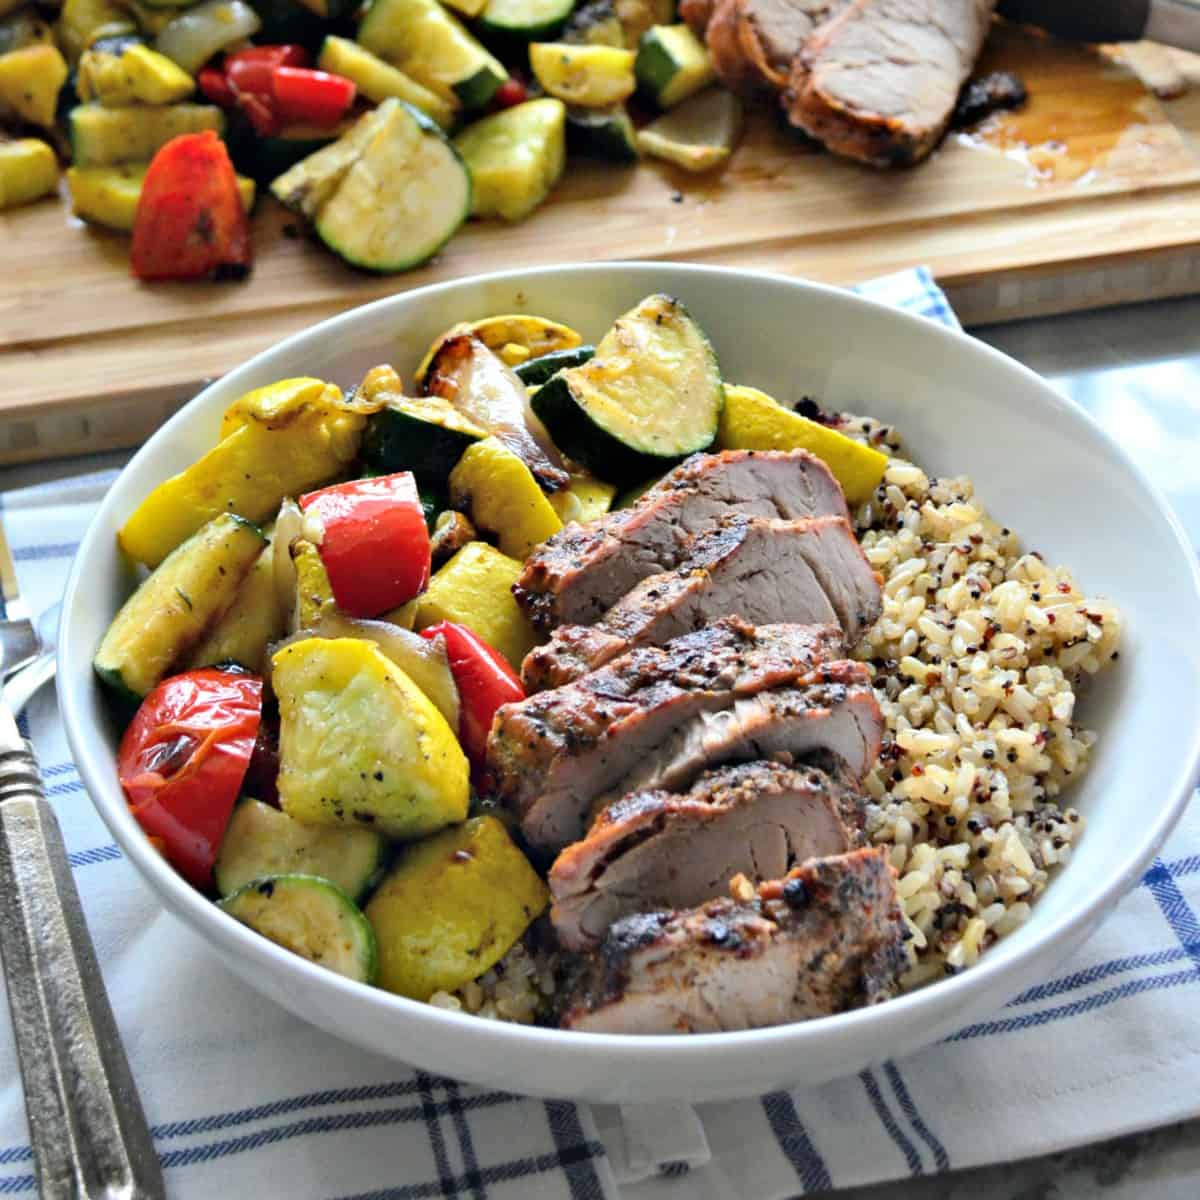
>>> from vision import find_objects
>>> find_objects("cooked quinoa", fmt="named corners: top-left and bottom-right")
top-left (442, 413), bottom-right (1121, 1021)
top-left (842, 414), bottom-right (1120, 989)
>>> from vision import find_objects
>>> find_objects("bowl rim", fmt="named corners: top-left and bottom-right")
top-left (59, 260), bottom-right (1200, 1064)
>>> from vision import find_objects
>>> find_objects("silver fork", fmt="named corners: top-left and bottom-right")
top-left (0, 521), bottom-right (165, 1199)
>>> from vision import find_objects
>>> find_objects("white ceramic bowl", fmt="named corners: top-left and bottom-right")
top-left (60, 263), bottom-right (1200, 1104)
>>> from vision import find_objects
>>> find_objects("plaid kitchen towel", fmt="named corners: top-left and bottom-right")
top-left (1, 268), bottom-right (1197, 1200)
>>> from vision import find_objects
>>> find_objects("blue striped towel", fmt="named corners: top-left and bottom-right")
top-left (1, 268), bottom-right (1197, 1199)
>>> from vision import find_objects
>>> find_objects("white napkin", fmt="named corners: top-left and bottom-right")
top-left (2, 270), bottom-right (1197, 1200)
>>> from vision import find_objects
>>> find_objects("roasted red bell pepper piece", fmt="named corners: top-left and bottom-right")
top-left (492, 78), bottom-right (528, 109)
top-left (299, 472), bottom-right (430, 618)
top-left (118, 669), bottom-right (262, 890)
top-left (273, 67), bottom-right (356, 126)
top-left (197, 66), bottom-right (235, 108)
top-left (419, 621), bottom-right (525, 766)
top-left (131, 131), bottom-right (252, 282)
top-left (225, 44), bottom-right (309, 69)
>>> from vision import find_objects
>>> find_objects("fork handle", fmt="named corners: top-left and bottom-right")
top-left (0, 744), bottom-right (165, 1200)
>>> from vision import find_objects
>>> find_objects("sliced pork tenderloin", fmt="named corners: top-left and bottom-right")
top-left (784, 0), bottom-right (999, 166)
top-left (513, 449), bottom-right (849, 631)
top-left (488, 621), bottom-right (881, 854)
top-left (521, 514), bottom-right (881, 690)
top-left (735, 0), bottom-right (848, 90)
top-left (558, 847), bottom-right (907, 1033)
top-left (550, 759), bottom-right (866, 949)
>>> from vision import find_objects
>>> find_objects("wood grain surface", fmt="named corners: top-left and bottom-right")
top-left (2, 25), bottom-right (1198, 463)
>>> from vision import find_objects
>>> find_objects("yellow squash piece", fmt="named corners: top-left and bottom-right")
top-left (272, 637), bottom-right (469, 840)
top-left (449, 436), bottom-right (562, 560)
top-left (67, 163), bottom-right (255, 231)
top-left (119, 380), bottom-right (364, 568)
top-left (549, 474), bottom-right (617, 524)
top-left (77, 42), bottom-right (194, 106)
top-left (366, 815), bottom-right (548, 1001)
top-left (185, 534), bottom-right (284, 673)
top-left (529, 43), bottom-right (636, 107)
top-left (0, 139), bottom-right (58, 210)
top-left (415, 541), bottom-right (538, 669)
top-left (414, 312), bottom-right (582, 385)
top-left (452, 97), bottom-right (565, 222)
top-left (0, 44), bottom-right (68, 127)
top-left (717, 384), bottom-right (888, 506)
top-left (291, 538), bottom-right (335, 630)
top-left (56, 0), bottom-right (136, 63)
top-left (317, 36), bottom-right (455, 130)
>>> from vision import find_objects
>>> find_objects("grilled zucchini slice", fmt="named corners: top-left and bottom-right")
top-left (215, 800), bottom-right (388, 902)
top-left (477, 0), bottom-right (574, 41)
top-left (531, 293), bottom-right (724, 485)
top-left (358, 0), bottom-right (508, 111)
top-left (219, 874), bottom-right (378, 984)
top-left (564, 103), bottom-right (638, 161)
top-left (452, 97), bottom-right (565, 221)
top-left (636, 87), bottom-right (744, 172)
top-left (361, 394), bottom-right (486, 486)
top-left (312, 99), bottom-right (470, 272)
top-left (528, 42), bottom-right (635, 107)
top-left (68, 102), bottom-right (224, 165)
top-left (95, 513), bottom-right (266, 700)
top-left (514, 343), bottom-right (595, 385)
top-left (635, 23), bottom-right (714, 109)
top-left (317, 35), bottom-right (455, 128)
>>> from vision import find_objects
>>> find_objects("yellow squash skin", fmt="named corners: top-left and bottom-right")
top-left (0, 139), bottom-right (58, 210)
top-left (77, 43), bottom-right (194, 106)
top-left (0, 44), bottom-right (68, 126)
top-left (272, 637), bottom-right (469, 840)
top-left (529, 43), bottom-right (635, 107)
top-left (448, 436), bottom-right (562, 560)
top-left (415, 541), bottom-right (538, 669)
top-left (717, 384), bottom-right (888, 506)
top-left (119, 379), bottom-right (363, 568)
top-left (291, 538), bottom-right (336, 630)
top-left (366, 815), bottom-right (548, 1001)
top-left (549, 474), bottom-right (617, 524)
top-left (67, 163), bottom-right (255, 231)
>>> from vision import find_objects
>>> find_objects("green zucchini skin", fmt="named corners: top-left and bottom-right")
top-left (564, 105), bottom-right (638, 162)
top-left (215, 799), bottom-right (388, 902)
top-left (219, 873), bottom-right (379, 984)
top-left (514, 344), bottom-right (595, 386)
top-left (477, 0), bottom-right (575, 42)
top-left (227, 118), bottom-right (347, 184)
top-left (94, 513), bottom-right (266, 700)
top-left (530, 293), bottom-right (723, 486)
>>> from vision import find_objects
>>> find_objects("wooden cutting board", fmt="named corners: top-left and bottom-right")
top-left (2, 24), bottom-right (1199, 465)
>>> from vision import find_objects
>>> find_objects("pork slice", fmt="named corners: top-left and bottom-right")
top-left (735, 0), bottom-right (848, 90)
top-left (610, 661), bottom-right (882, 802)
top-left (514, 449), bottom-right (849, 631)
top-left (488, 619), bottom-right (846, 853)
top-left (558, 847), bottom-right (907, 1033)
top-left (550, 759), bottom-right (866, 949)
top-left (784, 0), bottom-right (1000, 166)
top-left (521, 514), bottom-right (880, 690)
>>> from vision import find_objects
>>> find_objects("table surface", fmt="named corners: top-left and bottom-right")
top-left (2, 292), bottom-right (1197, 1199)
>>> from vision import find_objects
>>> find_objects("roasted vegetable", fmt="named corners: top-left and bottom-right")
top-left (636, 87), bottom-right (743, 172)
top-left (365, 816), bottom-right (548, 1000)
top-left (429, 509), bottom-right (475, 568)
top-left (613, 0), bottom-right (673, 47)
top-left (272, 636), bottom-right (470, 839)
top-left (154, 0), bottom-right (262, 75)
top-left (215, 799), bottom-right (388, 902)
top-left (717, 384), bottom-right (889, 506)
top-left (562, 0), bottom-right (623, 46)
top-left (185, 532), bottom-right (283, 673)
top-left (57, 0), bottom-right (137, 63)
top-left (448, 436), bottom-right (563, 560)
top-left (118, 378), bottom-right (363, 568)
top-left (0, 138), bottom-right (58, 210)
top-left (358, 0), bottom-right (508, 111)
top-left (0, 44), bottom-right (68, 126)
top-left (291, 537), bottom-right (335, 630)
top-left (414, 541), bottom-right (538, 669)
top-left (120, 667), bottom-right (263, 888)
top-left (414, 313), bottom-right (583, 384)
top-left (95, 513), bottom-right (266, 699)
top-left (528, 42), bottom-right (636, 107)
top-left (220, 874), bottom-right (379, 984)
top-left (360, 394), bottom-right (486, 488)
top-left (635, 23), bottom-right (714, 109)
top-left (564, 103), bottom-right (638, 161)
top-left (531, 293), bottom-right (724, 485)
top-left (130, 130), bottom-right (253, 282)
top-left (548, 474), bottom-right (617, 523)
top-left (67, 162), bottom-right (255, 232)
top-left (68, 101), bottom-right (225, 165)
top-left (477, 0), bottom-right (574, 42)
top-left (317, 35), bottom-right (454, 129)
top-left (453, 97), bottom-right (566, 222)
top-left (77, 41), bottom-right (194, 105)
